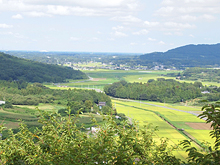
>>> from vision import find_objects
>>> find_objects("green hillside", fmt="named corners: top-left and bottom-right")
top-left (139, 43), bottom-right (220, 68)
top-left (0, 52), bottom-right (87, 83)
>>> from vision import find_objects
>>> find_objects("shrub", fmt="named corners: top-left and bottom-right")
top-left (0, 109), bottom-right (181, 164)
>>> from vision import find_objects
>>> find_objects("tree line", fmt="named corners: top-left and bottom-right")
top-left (104, 79), bottom-right (202, 103)
top-left (167, 67), bottom-right (220, 83)
top-left (0, 80), bottom-right (112, 115)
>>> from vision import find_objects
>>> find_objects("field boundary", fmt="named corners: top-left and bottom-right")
top-left (116, 102), bottom-right (203, 148)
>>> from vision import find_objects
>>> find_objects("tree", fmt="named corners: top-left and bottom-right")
top-left (0, 109), bottom-right (182, 164)
top-left (193, 81), bottom-right (203, 88)
top-left (181, 102), bottom-right (220, 164)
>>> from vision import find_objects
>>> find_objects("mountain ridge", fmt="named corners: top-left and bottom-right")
top-left (139, 43), bottom-right (220, 68)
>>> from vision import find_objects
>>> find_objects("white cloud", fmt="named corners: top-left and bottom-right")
top-left (189, 34), bottom-right (194, 38)
top-left (161, 0), bottom-right (174, 5)
top-left (0, 24), bottom-right (13, 28)
top-left (130, 42), bottom-right (137, 45)
top-left (180, 15), bottom-right (197, 21)
top-left (0, 31), bottom-right (13, 35)
top-left (14, 33), bottom-right (27, 39)
top-left (164, 22), bottom-right (196, 30)
top-left (174, 32), bottom-right (183, 36)
top-left (164, 32), bottom-right (172, 35)
top-left (132, 29), bottom-right (148, 35)
top-left (108, 38), bottom-right (115, 41)
top-left (23, 0), bottom-right (125, 8)
top-left (200, 14), bottom-right (215, 20)
top-left (158, 0), bottom-right (220, 16)
top-left (26, 11), bottom-right (51, 17)
top-left (110, 15), bottom-right (142, 23)
top-left (112, 31), bottom-right (127, 37)
top-left (12, 14), bottom-right (23, 19)
top-left (47, 5), bottom-right (71, 15)
top-left (70, 37), bottom-right (82, 41)
top-left (144, 21), bottom-right (160, 27)
top-left (112, 26), bottom-right (124, 31)
top-left (159, 41), bottom-right (165, 45)
top-left (91, 37), bottom-right (99, 41)
top-left (0, 0), bottom-right (140, 17)
top-left (148, 37), bottom-right (156, 41)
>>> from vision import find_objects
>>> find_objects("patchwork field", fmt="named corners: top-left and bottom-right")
top-left (113, 99), bottom-right (215, 160)
top-left (185, 122), bottom-right (212, 130)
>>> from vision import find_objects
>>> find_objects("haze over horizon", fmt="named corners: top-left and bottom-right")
top-left (0, 0), bottom-right (219, 53)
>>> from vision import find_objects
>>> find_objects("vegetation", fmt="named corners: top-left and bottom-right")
top-left (139, 43), bottom-right (220, 69)
top-left (8, 43), bottom-right (220, 70)
top-left (0, 80), bottom-right (111, 112)
top-left (0, 52), bottom-right (87, 83)
top-left (104, 79), bottom-right (202, 103)
top-left (0, 102), bottom-right (220, 164)
top-left (0, 80), bottom-right (114, 139)
top-left (167, 67), bottom-right (220, 83)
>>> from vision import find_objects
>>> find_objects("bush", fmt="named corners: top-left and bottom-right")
top-left (0, 109), bottom-right (181, 164)
top-left (1, 103), bottom-right (220, 164)
top-left (4, 101), bottom-right (13, 108)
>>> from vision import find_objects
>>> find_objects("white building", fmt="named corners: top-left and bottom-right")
top-left (0, 101), bottom-right (5, 105)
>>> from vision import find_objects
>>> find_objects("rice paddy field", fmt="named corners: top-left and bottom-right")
top-left (46, 69), bottom-right (220, 91)
top-left (113, 98), bottom-right (214, 160)
top-left (44, 69), bottom-right (217, 160)
top-left (46, 70), bottom-right (182, 90)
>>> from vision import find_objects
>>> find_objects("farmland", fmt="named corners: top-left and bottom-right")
top-left (1, 69), bottom-right (217, 160)
top-left (47, 69), bottom-right (220, 92)
top-left (112, 98), bottom-right (214, 160)
top-left (45, 69), bottom-right (216, 153)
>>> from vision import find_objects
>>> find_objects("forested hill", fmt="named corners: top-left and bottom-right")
top-left (139, 43), bottom-right (220, 67)
top-left (0, 52), bottom-right (87, 83)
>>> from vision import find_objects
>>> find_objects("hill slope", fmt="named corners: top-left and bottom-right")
top-left (0, 52), bottom-right (87, 83)
top-left (139, 43), bottom-right (220, 67)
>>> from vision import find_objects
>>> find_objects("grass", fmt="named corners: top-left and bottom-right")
top-left (113, 98), bottom-right (216, 160)
top-left (15, 103), bottom-right (65, 112)
top-left (186, 130), bottom-right (214, 146)
top-left (45, 70), bottom-right (220, 91)
top-left (114, 100), bottom-right (189, 160)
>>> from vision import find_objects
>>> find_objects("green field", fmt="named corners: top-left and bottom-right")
top-left (113, 99), bottom-right (214, 160)
top-left (45, 69), bottom-right (220, 91)
top-left (46, 70), bottom-right (182, 90)
top-left (1, 104), bottom-right (104, 134)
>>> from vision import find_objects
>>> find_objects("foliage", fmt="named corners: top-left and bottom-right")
top-left (0, 80), bottom-right (112, 110)
top-left (180, 103), bottom-right (220, 164)
top-left (139, 44), bottom-right (220, 68)
top-left (167, 67), bottom-right (220, 83)
top-left (0, 52), bottom-right (87, 83)
top-left (0, 109), bottom-right (182, 164)
top-left (104, 79), bottom-right (202, 103)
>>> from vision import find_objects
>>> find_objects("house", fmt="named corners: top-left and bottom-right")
top-left (0, 101), bottom-right (5, 105)
top-left (98, 102), bottom-right (106, 109)
top-left (201, 91), bottom-right (210, 94)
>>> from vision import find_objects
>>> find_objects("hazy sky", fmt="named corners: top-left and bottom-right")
top-left (0, 0), bottom-right (219, 53)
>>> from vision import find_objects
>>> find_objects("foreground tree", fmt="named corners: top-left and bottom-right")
top-left (181, 102), bottom-right (220, 164)
top-left (0, 109), bottom-right (181, 164)
top-left (1, 103), bottom-right (220, 164)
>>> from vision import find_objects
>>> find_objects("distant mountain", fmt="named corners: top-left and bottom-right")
top-left (0, 52), bottom-right (87, 83)
top-left (139, 43), bottom-right (220, 68)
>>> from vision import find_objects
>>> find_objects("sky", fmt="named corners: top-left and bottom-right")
top-left (0, 0), bottom-right (219, 53)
